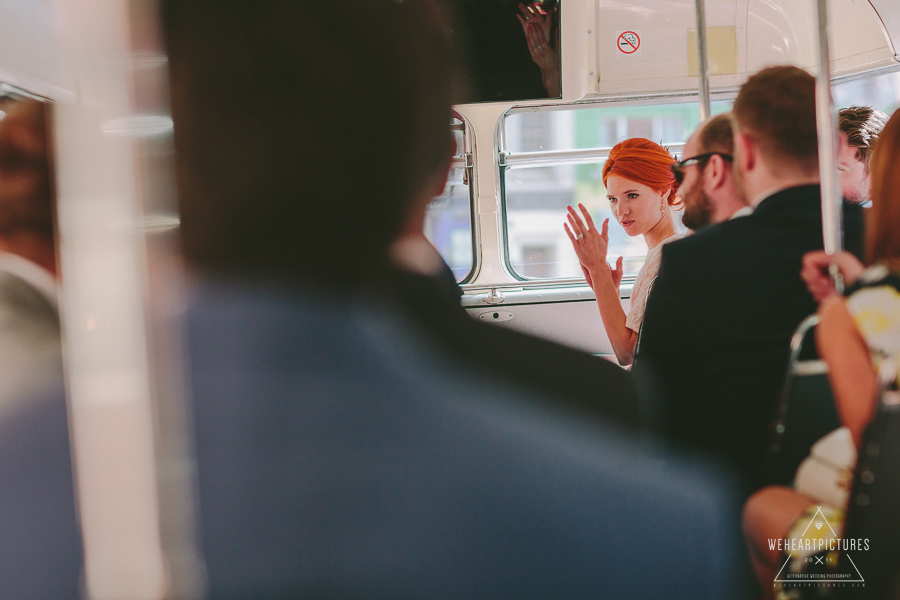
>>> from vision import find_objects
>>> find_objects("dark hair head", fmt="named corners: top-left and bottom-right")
top-left (602, 138), bottom-right (680, 207)
top-left (867, 108), bottom-right (900, 270)
top-left (0, 100), bottom-right (54, 238)
top-left (732, 65), bottom-right (818, 173)
top-left (839, 105), bottom-right (889, 174)
top-left (697, 113), bottom-right (734, 156)
top-left (162, 0), bottom-right (454, 286)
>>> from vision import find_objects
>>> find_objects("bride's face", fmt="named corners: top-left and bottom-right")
top-left (606, 174), bottom-right (668, 237)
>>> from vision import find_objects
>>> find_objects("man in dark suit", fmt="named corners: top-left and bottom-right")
top-left (637, 66), bottom-right (864, 492)
top-left (388, 217), bottom-right (641, 431)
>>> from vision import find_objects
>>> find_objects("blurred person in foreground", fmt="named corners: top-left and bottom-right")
top-left (637, 66), bottom-right (865, 493)
top-left (673, 112), bottom-right (750, 232)
top-left (388, 181), bottom-right (641, 431)
top-left (0, 99), bottom-right (61, 413)
top-left (837, 105), bottom-right (888, 206)
top-left (0, 1), bottom-right (743, 597)
top-left (744, 107), bottom-right (900, 598)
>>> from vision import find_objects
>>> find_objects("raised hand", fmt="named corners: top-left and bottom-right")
top-left (517, 2), bottom-right (552, 43)
top-left (564, 204), bottom-right (624, 290)
top-left (516, 2), bottom-right (560, 96)
top-left (524, 22), bottom-right (558, 72)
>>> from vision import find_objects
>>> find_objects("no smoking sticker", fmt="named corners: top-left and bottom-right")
top-left (616, 30), bottom-right (641, 55)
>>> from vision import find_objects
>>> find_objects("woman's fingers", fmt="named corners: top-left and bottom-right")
top-left (800, 250), bottom-right (865, 297)
top-left (566, 205), bottom-right (587, 233)
top-left (800, 253), bottom-right (838, 303)
top-left (801, 250), bottom-right (830, 273)
top-left (600, 217), bottom-right (609, 240)
top-left (527, 25), bottom-right (544, 53)
top-left (517, 3), bottom-right (534, 29)
top-left (525, 25), bottom-right (537, 52)
top-left (577, 203), bottom-right (596, 232)
top-left (610, 256), bottom-right (624, 288)
top-left (610, 256), bottom-right (623, 278)
top-left (566, 215), bottom-right (585, 242)
top-left (565, 222), bottom-right (586, 249)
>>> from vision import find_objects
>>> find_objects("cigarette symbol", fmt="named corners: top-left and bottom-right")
top-left (618, 32), bottom-right (640, 53)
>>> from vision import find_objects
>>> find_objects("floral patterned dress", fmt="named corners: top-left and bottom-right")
top-left (844, 264), bottom-right (900, 385)
top-left (776, 265), bottom-right (900, 594)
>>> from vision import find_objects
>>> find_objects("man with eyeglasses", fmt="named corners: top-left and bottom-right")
top-left (636, 66), bottom-right (865, 494)
top-left (672, 113), bottom-right (749, 231)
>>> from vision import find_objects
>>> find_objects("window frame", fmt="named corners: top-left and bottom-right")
top-left (428, 110), bottom-right (479, 284)
top-left (497, 92), bottom-right (736, 284)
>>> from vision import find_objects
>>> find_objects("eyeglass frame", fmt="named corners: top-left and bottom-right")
top-left (670, 152), bottom-right (733, 185)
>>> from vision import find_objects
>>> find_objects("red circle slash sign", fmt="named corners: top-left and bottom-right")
top-left (618, 31), bottom-right (640, 54)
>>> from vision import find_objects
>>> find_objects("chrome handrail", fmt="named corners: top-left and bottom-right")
top-left (814, 0), bottom-right (845, 293)
top-left (694, 0), bottom-right (711, 121)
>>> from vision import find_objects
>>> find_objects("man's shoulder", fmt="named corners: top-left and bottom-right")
top-left (659, 218), bottom-right (755, 266)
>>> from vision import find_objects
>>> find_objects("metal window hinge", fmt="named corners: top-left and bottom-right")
top-left (483, 288), bottom-right (506, 305)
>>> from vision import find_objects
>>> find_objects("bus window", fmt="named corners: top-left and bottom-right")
top-left (833, 67), bottom-right (900, 114)
top-left (502, 99), bottom-right (731, 281)
top-left (425, 114), bottom-right (475, 282)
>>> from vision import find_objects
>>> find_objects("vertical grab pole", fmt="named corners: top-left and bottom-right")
top-left (814, 0), bottom-right (844, 292)
top-left (695, 0), bottom-right (711, 121)
top-left (54, 0), bottom-right (204, 598)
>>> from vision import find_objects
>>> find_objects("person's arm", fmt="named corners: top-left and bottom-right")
top-left (565, 204), bottom-right (636, 366)
top-left (816, 295), bottom-right (878, 448)
top-left (742, 486), bottom-right (818, 590)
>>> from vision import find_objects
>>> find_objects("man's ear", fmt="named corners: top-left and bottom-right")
top-left (735, 132), bottom-right (756, 175)
top-left (705, 154), bottom-right (728, 190)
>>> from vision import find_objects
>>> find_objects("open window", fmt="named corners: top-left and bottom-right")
top-left (500, 98), bottom-right (732, 281)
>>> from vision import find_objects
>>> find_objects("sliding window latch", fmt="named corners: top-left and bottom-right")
top-left (482, 288), bottom-right (505, 305)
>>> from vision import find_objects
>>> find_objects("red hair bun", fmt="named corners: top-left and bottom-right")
top-left (602, 138), bottom-right (681, 207)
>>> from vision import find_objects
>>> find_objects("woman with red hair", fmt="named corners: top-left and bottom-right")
top-left (564, 138), bottom-right (683, 366)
